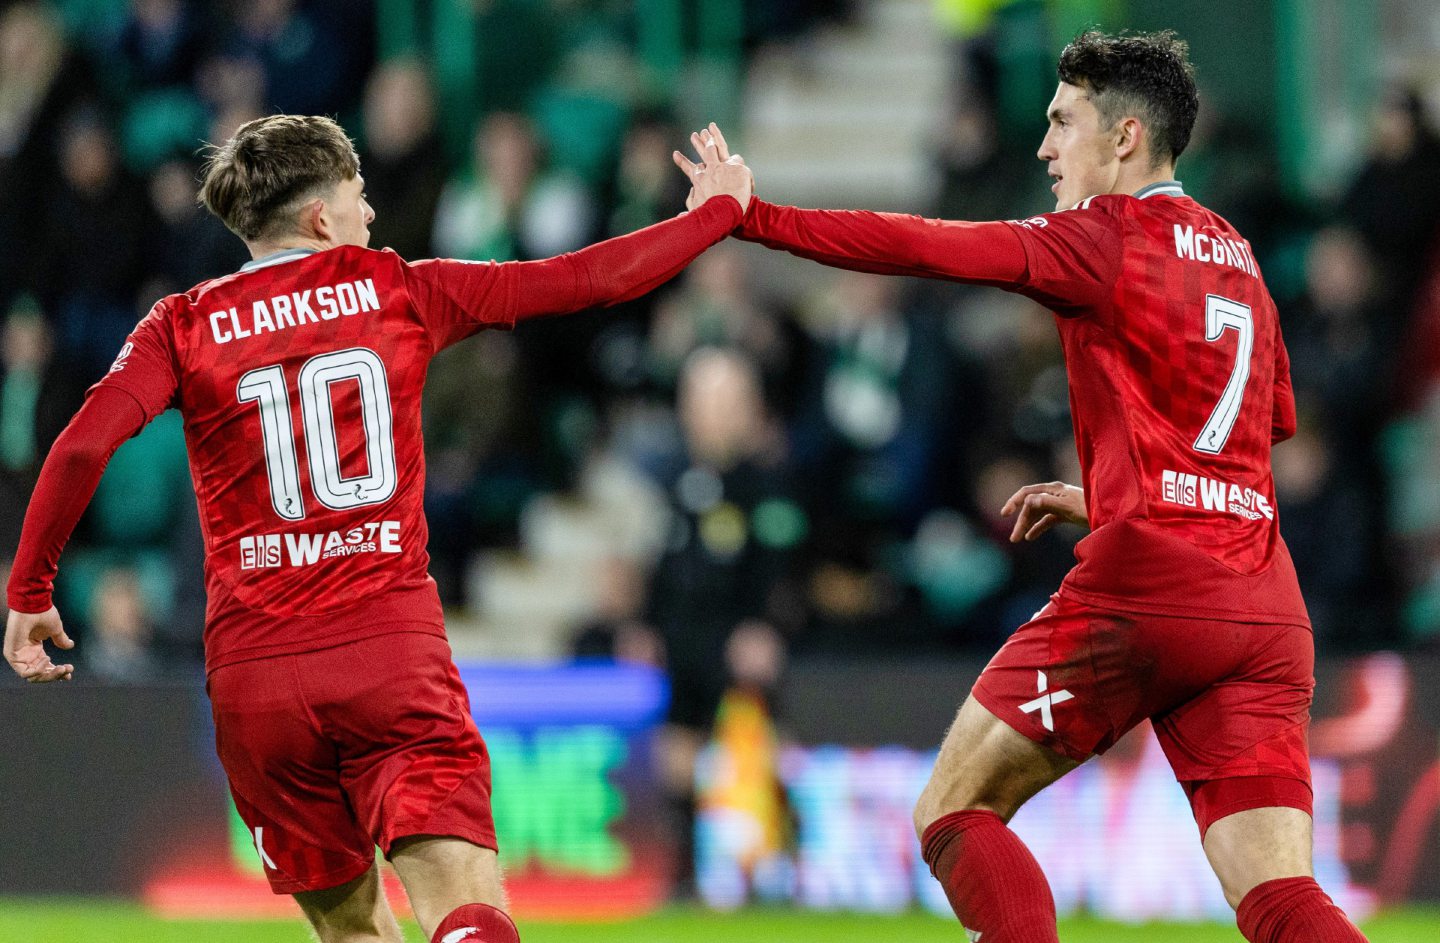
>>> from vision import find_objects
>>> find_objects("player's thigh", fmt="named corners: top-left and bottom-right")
top-left (1202, 806), bottom-right (1314, 909)
top-left (311, 633), bottom-right (498, 859)
top-left (208, 656), bottom-right (377, 894)
top-left (294, 863), bottom-right (406, 943)
top-left (914, 694), bottom-right (1080, 836)
top-left (916, 596), bottom-right (1149, 835)
top-left (389, 835), bottom-right (507, 938)
top-left (1153, 623), bottom-right (1315, 832)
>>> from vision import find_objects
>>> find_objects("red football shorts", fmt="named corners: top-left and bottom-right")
top-left (207, 631), bottom-right (495, 894)
top-left (971, 593), bottom-right (1315, 836)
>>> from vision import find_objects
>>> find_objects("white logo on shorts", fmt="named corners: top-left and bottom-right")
top-left (440, 930), bottom-right (482, 943)
top-left (253, 826), bottom-right (278, 870)
top-left (965, 928), bottom-right (983, 941)
top-left (1018, 670), bottom-right (1073, 732)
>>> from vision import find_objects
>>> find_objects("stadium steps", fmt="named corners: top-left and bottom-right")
top-left (741, 0), bottom-right (948, 210)
top-left (451, 457), bottom-right (669, 659)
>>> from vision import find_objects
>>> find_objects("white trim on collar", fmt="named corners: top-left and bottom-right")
top-left (1134, 181), bottom-right (1185, 199)
top-left (240, 248), bottom-right (318, 273)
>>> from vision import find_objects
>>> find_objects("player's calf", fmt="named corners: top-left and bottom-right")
top-left (914, 697), bottom-right (1078, 943)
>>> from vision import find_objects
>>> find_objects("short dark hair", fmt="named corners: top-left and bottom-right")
top-left (199, 114), bottom-right (359, 241)
top-left (1057, 30), bottom-right (1199, 166)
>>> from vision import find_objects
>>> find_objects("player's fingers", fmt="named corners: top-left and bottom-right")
top-left (52, 626), bottom-right (74, 650)
top-left (1002, 483), bottom-right (1050, 515)
top-left (1025, 514), bottom-right (1060, 541)
top-left (27, 662), bottom-right (72, 683)
top-left (672, 151), bottom-right (698, 177)
top-left (709, 122), bottom-right (731, 160)
top-left (699, 129), bottom-right (720, 165)
top-left (1009, 505), bottom-right (1037, 542)
top-left (690, 131), bottom-right (709, 165)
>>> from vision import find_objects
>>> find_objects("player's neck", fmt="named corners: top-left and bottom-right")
top-left (245, 235), bottom-right (334, 260)
top-left (1112, 161), bottom-right (1178, 199)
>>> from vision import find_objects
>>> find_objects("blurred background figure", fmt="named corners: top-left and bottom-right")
top-left (82, 566), bottom-right (160, 682)
top-left (360, 58), bottom-right (446, 260)
top-left (0, 298), bottom-right (83, 552)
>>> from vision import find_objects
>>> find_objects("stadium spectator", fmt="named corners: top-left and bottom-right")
top-left (0, 2), bottom-right (97, 308)
top-left (0, 299), bottom-right (83, 551)
top-left (37, 106), bottom-right (153, 377)
top-left (360, 59), bottom-right (447, 261)
top-left (144, 155), bottom-right (250, 296)
top-left (83, 566), bottom-right (160, 681)
top-left (1338, 85), bottom-right (1440, 308)
top-left (643, 346), bottom-right (801, 895)
top-left (648, 243), bottom-right (796, 396)
top-left (432, 110), bottom-right (595, 264)
top-left (113, 0), bottom-right (204, 91)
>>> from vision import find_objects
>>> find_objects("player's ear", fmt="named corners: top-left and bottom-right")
top-left (305, 197), bottom-right (329, 242)
top-left (1114, 116), bottom-right (1143, 162)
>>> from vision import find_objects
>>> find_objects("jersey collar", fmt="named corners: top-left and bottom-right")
top-left (240, 247), bottom-right (319, 273)
top-left (1133, 180), bottom-right (1185, 199)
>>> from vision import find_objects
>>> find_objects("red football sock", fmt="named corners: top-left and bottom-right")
top-left (430, 902), bottom-right (520, 943)
top-left (919, 810), bottom-right (1059, 942)
top-left (1237, 877), bottom-right (1369, 943)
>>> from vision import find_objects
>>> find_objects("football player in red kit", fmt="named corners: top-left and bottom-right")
top-left (671, 30), bottom-right (1367, 943)
top-left (4, 115), bottom-right (751, 943)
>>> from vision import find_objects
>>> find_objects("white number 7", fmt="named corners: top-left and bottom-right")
top-left (1193, 294), bottom-right (1253, 455)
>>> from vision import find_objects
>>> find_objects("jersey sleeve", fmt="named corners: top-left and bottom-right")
top-left (1001, 203), bottom-right (1125, 315)
top-left (90, 300), bottom-right (182, 419)
top-left (5, 386), bottom-right (150, 613)
top-left (735, 198), bottom-right (1123, 315)
top-left (1271, 327), bottom-right (1297, 444)
top-left (404, 194), bottom-right (744, 352)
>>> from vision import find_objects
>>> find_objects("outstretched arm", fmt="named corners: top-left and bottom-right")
top-left (687, 123), bottom-right (1119, 312)
top-left (737, 199), bottom-right (1030, 287)
top-left (5, 386), bottom-right (150, 682)
top-left (408, 132), bottom-right (753, 350)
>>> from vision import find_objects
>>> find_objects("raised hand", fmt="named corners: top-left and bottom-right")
top-left (1000, 481), bottom-right (1088, 543)
top-left (672, 122), bottom-right (752, 213)
top-left (4, 606), bottom-right (75, 683)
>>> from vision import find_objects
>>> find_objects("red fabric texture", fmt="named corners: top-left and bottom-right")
top-left (1184, 775), bottom-right (1314, 840)
top-left (919, 810), bottom-right (1059, 943)
top-left (209, 633), bottom-right (494, 894)
top-left (5, 385), bottom-right (147, 613)
top-left (431, 902), bottom-right (520, 943)
top-left (971, 595), bottom-right (1313, 789)
top-left (736, 195), bottom-right (1308, 625)
top-left (6, 195), bottom-right (740, 672)
top-left (1236, 877), bottom-right (1368, 943)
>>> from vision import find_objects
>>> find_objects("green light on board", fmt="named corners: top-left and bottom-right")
top-left (228, 725), bottom-right (630, 877)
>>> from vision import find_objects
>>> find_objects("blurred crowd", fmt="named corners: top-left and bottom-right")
top-left (2, 0), bottom-right (1439, 718)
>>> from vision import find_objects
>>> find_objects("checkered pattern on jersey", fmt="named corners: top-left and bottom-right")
top-left (1063, 197), bottom-right (1285, 573)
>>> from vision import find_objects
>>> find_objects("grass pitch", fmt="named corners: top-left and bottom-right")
top-left (1, 900), bottom-right (1438, 942)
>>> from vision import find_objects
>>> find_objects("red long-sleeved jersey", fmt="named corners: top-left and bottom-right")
top-left (737, 185), bottom-right (1308, 626)
top-left (7, 196), bottom-right (743, 671)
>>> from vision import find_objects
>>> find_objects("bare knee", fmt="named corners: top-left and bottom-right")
top-left (912, 696), bottom-right (1078, 842)
top-left (1203, 807), bottom-right (1314, 910)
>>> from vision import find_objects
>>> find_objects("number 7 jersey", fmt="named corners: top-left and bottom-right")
top-left (97, 246), bottom-right (526, 670)
top-left (1007, 186), bottom-right (1308, 625)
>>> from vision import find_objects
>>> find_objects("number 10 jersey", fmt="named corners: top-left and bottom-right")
top-left (94, 245), bottom-right (521, 670)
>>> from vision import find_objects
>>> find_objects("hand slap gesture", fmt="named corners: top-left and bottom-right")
top-left (672, 122), bottom-right (753, 213)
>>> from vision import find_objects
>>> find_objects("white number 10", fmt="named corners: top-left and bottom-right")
top-left (1193, 294), bottom-right (1254, 455)
top-left (237, 347), bottom-right (398, 521)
